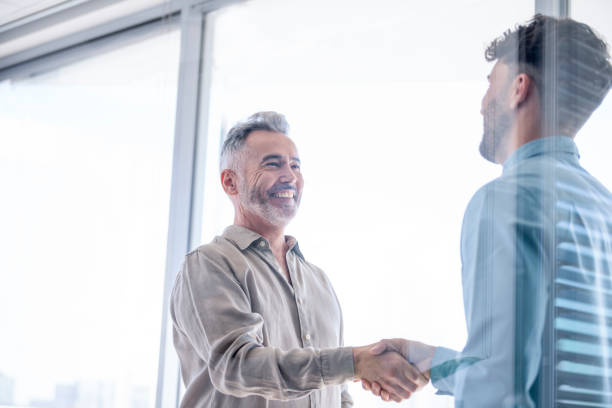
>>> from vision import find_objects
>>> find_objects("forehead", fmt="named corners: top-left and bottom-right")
top-left (489, 60), bottom-right (511, 82)
top-left (244, 130), bottom-right (299, 157)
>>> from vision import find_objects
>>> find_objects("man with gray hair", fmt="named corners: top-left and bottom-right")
top-left (170, 111), bottom-right (426, 407)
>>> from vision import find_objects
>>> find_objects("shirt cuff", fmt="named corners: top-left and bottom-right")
top-left (320, 346), bottom-right (355, 385)
top-left (430, 346), bottom-right (459, 395)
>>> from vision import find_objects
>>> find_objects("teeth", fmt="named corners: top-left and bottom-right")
top-left (274, 191), bottom-right (294, 198)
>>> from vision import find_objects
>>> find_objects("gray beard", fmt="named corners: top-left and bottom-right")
top-left (240, 183), bottom-right (297, 227)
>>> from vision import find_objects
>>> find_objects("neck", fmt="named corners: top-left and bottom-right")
top-left (497, 108), bottom-right (543, 164)
top-left (234, 212), bottom-right (288, 254)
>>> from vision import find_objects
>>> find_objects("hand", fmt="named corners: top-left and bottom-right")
top-left (360, 339), bottom-right (436, 402)
top-left (360, 377), bottom-right (393, 402)
top-left (353, 341), bottom-right (429, 402)
top-left (371, 338), bottom-right (436, 374)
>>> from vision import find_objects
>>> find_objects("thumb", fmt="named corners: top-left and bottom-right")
top-left (369, 341), bottom-right (387, 355)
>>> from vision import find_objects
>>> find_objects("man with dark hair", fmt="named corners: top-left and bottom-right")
top-left (170, 111), bottom-right (426, 407)
top-left (362, 14), bottom-right (612, 407)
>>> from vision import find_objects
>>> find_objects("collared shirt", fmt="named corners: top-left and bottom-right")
top-left (170, 225), bottom-right (354, 408)
top-left (431, 137), bottom-right (612, 407)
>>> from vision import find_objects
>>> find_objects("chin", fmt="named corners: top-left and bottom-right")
top-left (262, 209), bottom-right (296, 227)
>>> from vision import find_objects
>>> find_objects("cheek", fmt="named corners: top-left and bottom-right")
top-left (481, 90), bottom-right (492, 114)
top-left (248, 171), bottom-right (263, 186)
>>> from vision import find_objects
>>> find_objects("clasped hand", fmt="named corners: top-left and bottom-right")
top-left (353, 338), bottom-right (435, 403)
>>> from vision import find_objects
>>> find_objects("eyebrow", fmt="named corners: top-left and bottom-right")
top-left (261, 154), bottom-right (301, 163)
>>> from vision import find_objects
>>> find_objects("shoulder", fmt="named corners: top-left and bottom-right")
top-left (181, 236), bottom-right (249, 280)
top-left (466, 172), bottom-right (543, 215)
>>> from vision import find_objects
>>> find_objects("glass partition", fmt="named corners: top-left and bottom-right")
top-left (0, 28), bottom-right (180, 408)
top-left (200, 1), bottom-right (532, 406)
top-left (571, 0), bottom-right (612, 189)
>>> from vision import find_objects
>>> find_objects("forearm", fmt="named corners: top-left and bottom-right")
top-left (209, 337), bottom-right (354, 399)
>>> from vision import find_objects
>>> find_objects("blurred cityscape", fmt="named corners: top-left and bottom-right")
top-left (0, 372), bottom-right (150, 408)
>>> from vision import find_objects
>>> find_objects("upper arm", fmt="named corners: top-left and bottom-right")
top-left (171, 248), bottom-right (264, 361)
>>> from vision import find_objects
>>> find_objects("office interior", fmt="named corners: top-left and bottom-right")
top-left (1, 0), bottom-right (611, 407)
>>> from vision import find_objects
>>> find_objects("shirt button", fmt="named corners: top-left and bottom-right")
top-left (259, 241), bottom-right (266, 248)
top-left (304, 333), bottom-right (311, 340)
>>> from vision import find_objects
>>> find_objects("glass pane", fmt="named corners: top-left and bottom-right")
top-left (0, 28), bottom-right (180, 408)
top-left (571, 0), bottom-right (612, 189)
top-left (201, 1), bottom-right (532, 407)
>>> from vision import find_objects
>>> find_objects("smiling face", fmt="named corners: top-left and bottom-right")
top-left (479, 60), bottom-right (515, 163)
top-left (233, 130), bottom-right (303, 229)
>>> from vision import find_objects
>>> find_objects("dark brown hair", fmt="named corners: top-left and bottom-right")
top-left (486, 14), bottom-right (612, 136)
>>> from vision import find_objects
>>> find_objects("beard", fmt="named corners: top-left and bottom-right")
top-left (479, 97), bottom-right (513, 163)
top-left (238, 180), bottom-right (299, 227)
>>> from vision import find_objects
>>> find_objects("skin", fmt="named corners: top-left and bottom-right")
top-left (360, 339), bottom-right (435, 401)
top-left (480, 60), bottom-right (543, 164)
top-left (221, 130), bottom-right (303, 281)
top-left (220, 129), bottom-right (428, 401)
top-left (353, 343), bottom-right (428, 402)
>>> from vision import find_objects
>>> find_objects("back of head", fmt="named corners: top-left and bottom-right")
top-left (486, 14), bottom-right (612, 137)
top-left (220, 111), bottom-right (290, 171)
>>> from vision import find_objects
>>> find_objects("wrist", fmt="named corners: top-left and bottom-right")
top-left (409, 342), bottom-right (436, 373)
top-left (352, 346), bottom-right (367, 378)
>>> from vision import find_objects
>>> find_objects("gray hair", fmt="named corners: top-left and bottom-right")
top-left (220, 111), bottom-right (290, 171)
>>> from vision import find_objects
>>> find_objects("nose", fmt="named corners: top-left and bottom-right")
top-left (278, 164), bottom-right (298, 184)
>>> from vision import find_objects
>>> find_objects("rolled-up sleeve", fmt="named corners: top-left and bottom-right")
top-left (171, 248), bottom-right (355, 401)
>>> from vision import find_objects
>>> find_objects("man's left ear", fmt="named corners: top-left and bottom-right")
top-left (510, 73), bottom-right (532, 109)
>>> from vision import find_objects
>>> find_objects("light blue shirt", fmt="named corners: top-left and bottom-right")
top-left (431, 136), bottom-right (612, 407)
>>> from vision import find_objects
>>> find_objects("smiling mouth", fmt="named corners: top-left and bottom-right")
top-left (271, 191), bottom-right (295, 198)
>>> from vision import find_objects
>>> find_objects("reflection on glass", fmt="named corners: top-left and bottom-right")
top-left (0, 28), bottom-right (180, 408)
top-left (571, 0), bottom-right (612, 190)
top-left (201, 0), bottom-right (532, 406)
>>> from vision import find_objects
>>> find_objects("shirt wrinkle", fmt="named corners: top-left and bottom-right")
top-left (431, 136), bottom-right (612, 407)
top-left (171, 224), bottom-right (353, 408)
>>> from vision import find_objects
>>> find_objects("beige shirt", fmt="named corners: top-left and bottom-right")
top-left (170, 225), bottom-right (354, 408)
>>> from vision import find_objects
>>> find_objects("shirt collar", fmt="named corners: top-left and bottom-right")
top-left (222, 225), bottom-right (305, 260)
top-left (502, 136), bottom-right (580, 173)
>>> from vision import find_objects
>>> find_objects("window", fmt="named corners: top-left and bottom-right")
top-left (200, 0), bottom-right (532, 406)
top-left (0, 27), bottom-right (180, 408)
top-left (571, 0), bottom-right (612, 189)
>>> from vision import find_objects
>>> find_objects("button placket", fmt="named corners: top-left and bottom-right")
top-left (288, 251), bottom-right (313, 348)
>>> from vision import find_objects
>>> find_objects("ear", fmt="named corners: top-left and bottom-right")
top-left (221, 169), bottom-right (239, 195)
top-left (509, 73), bottom-right (532, 109)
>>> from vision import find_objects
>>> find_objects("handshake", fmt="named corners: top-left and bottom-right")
top-left (352, 338), bottom-right (436, 403)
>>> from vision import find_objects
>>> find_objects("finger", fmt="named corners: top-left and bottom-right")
top-left (369, 341), bottom-right (386, 355)
top-left (361, 379), bottom-right (371, 391)
top-left (416, 370), bottom-right (430, 387)
top-left (381, 389), bottom-right (391, 401)
top-left (378, 378), bottom-right (413, 400)
top-left (402, 363), bottom-right (428, 390)
top-left (371, 381), bottom-right (382, 396)
top-left (389, 391), bottom-right (404, 403)
top-left (381, 338), bottom-right (406, 355)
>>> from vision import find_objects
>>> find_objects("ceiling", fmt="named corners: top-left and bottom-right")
top-left (0, 0), bottom-right (169, 59)
top-left (0, 0), bottom-right (70, 26)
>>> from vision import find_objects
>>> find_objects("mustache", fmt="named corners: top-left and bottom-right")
top-left (268, 183), bottom-right (297, 195)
